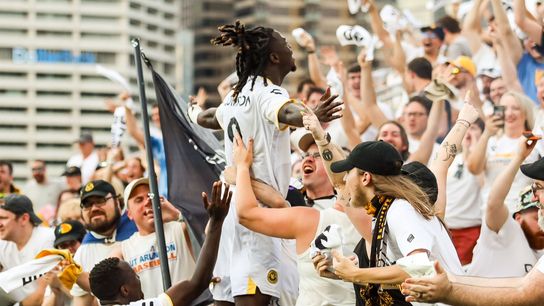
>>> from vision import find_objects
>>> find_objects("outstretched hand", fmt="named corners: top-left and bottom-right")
top-left (202, 181), bottom-right (232, 222)
top-left (401, 261), bottom-right (451, 303)
top-left (313, 87), bottom-right (342, 123)
top-left (457, 92), bottom-right (479, 124)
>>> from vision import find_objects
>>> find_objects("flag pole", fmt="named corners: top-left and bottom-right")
top-left (131, 38), bottom-right (172, 289)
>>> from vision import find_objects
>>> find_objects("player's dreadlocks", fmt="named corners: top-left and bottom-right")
top-left (212, 20), bottom-right (274, 100)
top-left (89, 257), bottom-right (123, 300)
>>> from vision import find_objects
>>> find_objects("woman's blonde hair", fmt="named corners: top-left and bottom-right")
top-left (57, 198), bottom-right (82, 223)
top-left (371, 173), bottom-right (435, 220)
top-left (501, 91), bottom-right (536, 131)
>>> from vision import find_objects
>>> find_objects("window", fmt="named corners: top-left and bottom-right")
top-left (37, 30), bottom-right (71, 38)
top-left (37, 73), bottom-right (71, 80)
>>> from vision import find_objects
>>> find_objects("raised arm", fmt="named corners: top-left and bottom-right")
top-left (491, 31), bottom-right (524, 93)
top-left (232, 133), bottom-right (318, 241)
top-left (514, 0), bottom-right (542, 44)
top-left (486, 139), bottom-right (537, 232)
top-left (367, 0), bottom-right (394, 51)
top-left (167, 181), bottom-right (231, 306)
top-left (302, 104), bottom-right (348, 189)
top-left (465, 115), bottom-right (502, 174)
top-left (358, 50), bottom-right (388, 128)
top-left (430, 101), bottom-right (479, 219)
top-left (462, 0), bottom-right (485, 54)
top-left (298, 31), bottom-right (327, 88)
top-left (124, 106), bottom-right (145, 147)
top-left (408, 98), bottom-right (444, 165)
top-left (490, 0), bottom-right (523, 64)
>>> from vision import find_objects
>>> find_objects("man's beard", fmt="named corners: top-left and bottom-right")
top-left (86, 207), bottom-right (121, 234)
top-left (538, 209), bottom-right (544, 231)
top-left (349, 186), bottom-right (371, 211)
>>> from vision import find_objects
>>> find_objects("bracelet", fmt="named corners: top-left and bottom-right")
top-left (456, 119), bottom-right (470, 128)
top-left (188, 104), bottom-right (203, 123)
top-left (315, 132), bottom-right (331, 146)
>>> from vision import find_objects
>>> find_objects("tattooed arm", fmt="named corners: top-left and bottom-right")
top-left (430, 101), bottom-right (479, 219)
top-left (301, 104), bottom-right (347, 189)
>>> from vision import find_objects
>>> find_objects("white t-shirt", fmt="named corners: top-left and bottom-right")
top-left (0, 226), bottom-right (54, 301)
top-left (402, 43), bottom-right (448, 65)
top-left (472, 44), bottom-right (498, 76)
top-left (445, 155), bottom-right (482, 229)
top-left (407, 137), bottom-right (440, 165)
top-left (67, 151), bottom-right (99, 185)
top-left (468, 217), bottom-right (541, 277)
top-left (72, 234), bottom-right (123, 297)
top-left (482, 136), bottom-right (539, 213)
top-left (0, 226), bottom-right (55, 270)
top-left (111, 292), bottom-right (172, 306)
top-left (121, 222), bottom-right (195, 299)
top-left (537, 256), bottom-right (544, 273)
top-left (296, 208), bottom-right (361, 306)
top-left (216, 76), bottom-right (291, 197)
top-left (381, 199), bottom-right (464, 276)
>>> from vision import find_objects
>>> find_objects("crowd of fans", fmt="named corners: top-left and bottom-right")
top-left (2, 0), bottom-right (544, 305)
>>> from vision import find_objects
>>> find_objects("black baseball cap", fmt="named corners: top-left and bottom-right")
top-left (54, 220), bottom-right (87, 248)
top-left (80, 180), bottom-right (117, 204)
top-left (331, 141), bottom-right (403, 175)
top-left (401, 161), bottom-right (438, 204)
top-left (521, 157), bottom-right (544, 180)
top-left (420, 25), bottom-right (445, 41)
top-left (62, 166), bottom-right (81, 177)
top-left (1, 194), bottom-right (42, 225)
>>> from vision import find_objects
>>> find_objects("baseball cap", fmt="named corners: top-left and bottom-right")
top-left (521, 157), bottom-right (544, 180)
top-left (76, 132), bottom-right (93, 144)
top-left (54, 220), bottom-right (87, 248)
top-left (447, 56), bottom-right (477, 77)
top-left (123, 177), bottom-right (149, 207)
top-left (478, 67), bottom-right (501, 79)
top-left (420, 25), bottom-right (445, 41)
top-left (1, 194), bottom-right (42, 225)
top-left (401, 161), bottom-right (438, 205)
top-left (513, 185), bottom-right (541, 215)
top-left (80, 180), bottom-right (117, 204)
top-left (290, 129), bottom-right (315, 152)
top-left (331, 141), bottom-right (403, 175)
top-left (61, 166), bottom-right (81, 177)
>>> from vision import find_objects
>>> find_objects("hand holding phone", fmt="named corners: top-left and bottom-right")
top-left (493, 105), bottom-right (505, 128)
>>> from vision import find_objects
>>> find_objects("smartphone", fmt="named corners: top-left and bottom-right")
top-left (493, 105), bottom-right (505, 128)
top-left (523, 131), bottom-right (542, 141)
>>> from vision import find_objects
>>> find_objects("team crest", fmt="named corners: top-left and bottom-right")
top-left (58, 223), bottom-right (72, 234)
top-left (266, 269), bottom-right (278, 284)
top-left (85, 182), bottom-right (94, 192)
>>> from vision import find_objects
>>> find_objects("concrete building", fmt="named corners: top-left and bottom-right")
top-left (0, 0), bottom-right (180, 183)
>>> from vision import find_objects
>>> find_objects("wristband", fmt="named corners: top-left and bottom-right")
top-left (315, 132), bottom-right (331, 146)
top-left (188, 105), bottom-right (203, 123)
top-left (456, 119), bottom-right (471, 128)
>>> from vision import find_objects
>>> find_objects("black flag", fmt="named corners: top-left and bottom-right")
top-left (151, 68), bottom-right (225, 245)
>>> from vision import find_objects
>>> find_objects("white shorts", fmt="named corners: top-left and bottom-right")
top-left (230, 222), bottom-right (282, 299)
top-left (278, 239), bottom-right (299, 306)
top-left (211, 192), bottom-right (236, 303)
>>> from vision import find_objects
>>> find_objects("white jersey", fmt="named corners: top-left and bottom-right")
top-left (482, 136), bottom-right (539, 212)
top-left (468, 217), bottom-right (541, 277)
top-left (445, 155), bottom-right (482, 229)
top-left (121, 222), bottom-right (195, 298)
top-left (215, 76), bottom-right (297, 302)
top-left (381, 199), bottom-right (464, 276)
top-left (216, 75), bottom-right (291, 196)
top-left (296, 208), bottom-right (361, 306)
top-left (538, 256), bottom-right (544, 273)
top-left (0, 226), bottom-right (55, 271)
top-left (111, 292), bottom-right (172, 306)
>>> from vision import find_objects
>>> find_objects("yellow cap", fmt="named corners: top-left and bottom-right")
top-left (448, 56), bottom-right (477, 77)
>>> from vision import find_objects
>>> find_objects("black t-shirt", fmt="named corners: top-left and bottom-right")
top-left (353, 238), bottom-right (412, 306)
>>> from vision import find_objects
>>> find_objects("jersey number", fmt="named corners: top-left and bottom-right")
top-left (227, 117), bottom-right (243, 143)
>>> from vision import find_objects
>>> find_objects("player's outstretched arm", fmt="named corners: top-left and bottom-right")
top-left (165, 181), bottom-right (231, 306)
top-left (277, 87), bottom-right (342, 127)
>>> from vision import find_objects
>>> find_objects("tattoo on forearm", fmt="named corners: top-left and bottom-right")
top-left (442, 141), bottom-right (458, 161)
top-left (322, 149), bottom-right (333, 161)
